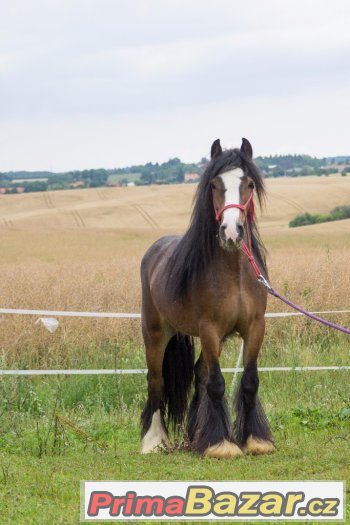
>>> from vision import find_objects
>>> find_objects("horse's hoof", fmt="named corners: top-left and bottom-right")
top-left (204, 439), bottom-right (243, 459)
top-left (141, 438), bottom-right (169, 454)
top-left (244, 435), bottom-right (276, 455)
top-left (141, 409), bottom-right (170, 453)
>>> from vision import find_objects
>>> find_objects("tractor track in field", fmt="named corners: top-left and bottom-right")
top-left (64, 209), bottom-right (86, 228)
top-left (70, 210), bottom-right (86, 228)
top-left (43, 191), bottom-right (55, 209)
top-left (96, 189), bottom-right (108, 201)
top-left (2, 218), bottom-right (14, 228)
top-left (133, 204), bottom-right (159, 229)
top-left (269, 191), bottom-right (307, 213)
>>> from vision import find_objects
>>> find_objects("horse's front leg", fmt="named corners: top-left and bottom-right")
top-left (189, 323), bottom-right (242, 459)
top-left (140, 325), bottom-right (170, 454)
top-left (233, 317), bottom-right (275, 455)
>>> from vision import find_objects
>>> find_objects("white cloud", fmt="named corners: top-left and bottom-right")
top-left (0, 0), bottom-right (349, 169)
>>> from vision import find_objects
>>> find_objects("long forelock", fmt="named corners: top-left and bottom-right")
top-left (201, 149), bottom-right (265, 205)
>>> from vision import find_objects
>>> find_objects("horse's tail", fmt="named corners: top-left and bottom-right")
top-left (162, 333), bottom-right (195, 431)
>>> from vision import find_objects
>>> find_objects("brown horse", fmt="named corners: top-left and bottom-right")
top-left (140, 138), bottom-right (275, 458)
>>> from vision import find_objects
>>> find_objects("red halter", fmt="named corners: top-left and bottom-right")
top-left (213, 188), bottom-right (261, 278)
top-left (214, 189), bottom-right (254, 223)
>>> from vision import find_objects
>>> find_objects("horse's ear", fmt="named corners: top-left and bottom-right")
top-left (210, 139), bottom-right (222, 159)
top-left (241, 137), bottom-right (253, 159)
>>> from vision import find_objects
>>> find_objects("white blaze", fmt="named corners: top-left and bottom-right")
top-left (221, 168), bottom-right (243, 242)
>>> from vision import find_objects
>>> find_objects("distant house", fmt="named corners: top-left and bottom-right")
top-left (16, 187), bottom-right (25, 193)
top-left (13, 178), bottom-right (48, 183)
top-left (184, 172), bottom-right (200, 183)
top-left (323, 164), bottom-right (348, 173)
top-left (0, 187), bottom-right (7, 194)
top-left (126, 182), bottom-right (135, 187)
top-left (69, 181), bottom-right (84, 188)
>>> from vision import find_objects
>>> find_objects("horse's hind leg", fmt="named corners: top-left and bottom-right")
top-left (233, 317), bottom-right (275, 455)
top-left (189, 324), bottom-right (242, 459)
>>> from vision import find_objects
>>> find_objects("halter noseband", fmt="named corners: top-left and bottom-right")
top-left (214, 188), bottom-right (255, 223)
top-left (213, 187), bottom-right (261, 274)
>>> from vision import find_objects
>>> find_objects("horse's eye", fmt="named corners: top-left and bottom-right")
top-left (248, 182), bottom-right (254, 189)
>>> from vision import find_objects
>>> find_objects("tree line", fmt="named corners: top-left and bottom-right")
top-left (0, 154), bottom-right (348, 195)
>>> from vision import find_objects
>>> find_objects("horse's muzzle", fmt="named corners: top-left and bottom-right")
top-left (219, 223), bottom-right (244, 248)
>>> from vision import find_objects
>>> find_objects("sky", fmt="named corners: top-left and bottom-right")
top-left (1, 0), bottom-right (350, 171)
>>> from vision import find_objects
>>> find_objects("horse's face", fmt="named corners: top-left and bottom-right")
top-left (211, 168), bottom-right (254, 247)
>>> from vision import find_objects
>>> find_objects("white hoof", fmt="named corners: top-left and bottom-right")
top-left (141, 410), bottom-right (170, 454)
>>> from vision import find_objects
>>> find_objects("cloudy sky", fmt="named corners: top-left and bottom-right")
top-left (1, 0), bottom-right (350, 171)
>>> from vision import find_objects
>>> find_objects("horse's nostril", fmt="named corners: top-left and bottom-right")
top-left (237, 224), bottom-right (244, 238)
top-left (219, 224), bottom-right (227, 237)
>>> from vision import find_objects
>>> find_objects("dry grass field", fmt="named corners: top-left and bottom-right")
top-left (0, 173), bottom-right (349, 232)
top-left (0, 174), bottom-right (349, 367)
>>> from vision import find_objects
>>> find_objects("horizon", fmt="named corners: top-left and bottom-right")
top-left (1, 151), bottom-right (349, 175)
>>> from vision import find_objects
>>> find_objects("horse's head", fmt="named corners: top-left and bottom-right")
top-left (165, 137), bottom-right (267, 298)
top-left (209, 138), bottom-right (262, 248)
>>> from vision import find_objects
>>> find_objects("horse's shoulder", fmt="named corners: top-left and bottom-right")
top-left (141, 235), bottom-right (181, 272)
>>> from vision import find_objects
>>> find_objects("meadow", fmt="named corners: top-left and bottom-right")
top-left (0, 175), bottom-right (349, 523)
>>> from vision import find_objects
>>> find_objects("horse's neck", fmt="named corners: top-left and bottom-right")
top-left (217, 245), bottom-right (242, 274)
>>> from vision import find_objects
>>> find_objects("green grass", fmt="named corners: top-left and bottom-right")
top-left (0, 359), bottom-right (349, 524)
top-left (1, 422), bottom-right (349, 524)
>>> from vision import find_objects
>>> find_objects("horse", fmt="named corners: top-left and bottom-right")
top-left (140, 138), bottom-right (275, 459)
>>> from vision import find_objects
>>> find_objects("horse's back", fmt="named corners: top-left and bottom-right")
top-left (141, 235), bottom-right (180, 282)
top-left (140, 235), bottom-right (181, 308)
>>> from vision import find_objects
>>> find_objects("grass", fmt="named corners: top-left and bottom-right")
top-left (0, 330), bottom-right (349, 523)
top-left (0, 367), bottom-right (349, 524)
top-left (0, 176), bottom-right (349, 522)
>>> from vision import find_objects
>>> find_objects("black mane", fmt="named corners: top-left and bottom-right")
top-left (167, 148), bottom-right (267, 298)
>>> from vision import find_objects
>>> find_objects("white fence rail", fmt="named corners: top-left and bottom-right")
top-left (0, 366), bottom-right (349, 377)
top-left (1, 307), bottom-right (350, 319)
top-left (0, 307), bottom-right (349, 377)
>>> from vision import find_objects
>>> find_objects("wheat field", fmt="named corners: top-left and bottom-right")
top-left (1, 174), bottom-right (350, 232)
top-left (0, 175), bottom-right (349, 367)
